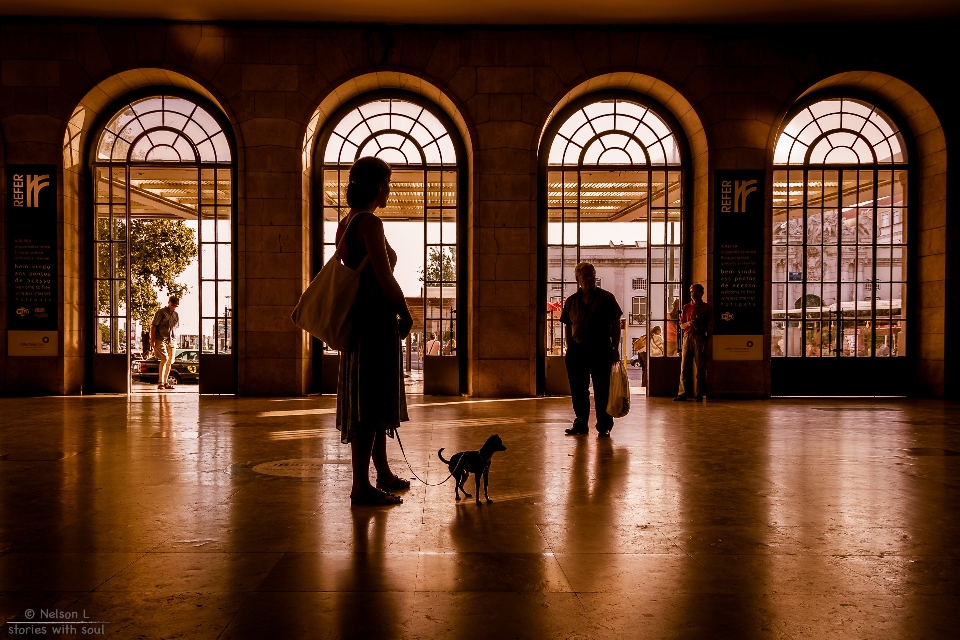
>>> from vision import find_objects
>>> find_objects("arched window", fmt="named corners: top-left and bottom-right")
top-left (540, 95), bottom-right (686, 389)
top-left (772, 98), bottom-right (908, 361)
top-left (91, 94), bottom-right (235, 392)
top-left (317, 95), bottom-right (465, 392)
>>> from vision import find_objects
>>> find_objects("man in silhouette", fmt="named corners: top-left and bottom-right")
top-left (560, 262), bottom-right (623, 437)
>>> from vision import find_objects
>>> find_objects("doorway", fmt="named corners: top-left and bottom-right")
top-left (88, 93), bottom-right (236, 394)
top-left (314, 92), bottom-right (468, 395)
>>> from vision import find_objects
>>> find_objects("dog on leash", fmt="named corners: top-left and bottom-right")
top-left (438, 434), bottom-right (507, 504)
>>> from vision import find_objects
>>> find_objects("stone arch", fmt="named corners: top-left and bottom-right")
top-left (61, 69), bottom-right (241, 394)
top-left (537, 72), bottom-right (709, 282)
top-left (769, 71), bottom-right (947, 396)
top-left (300, 73), bottom-right (475, 239)
top-left (299, 71), bottom-right (477, 391)
top-left (301, 72), bottom-right (474, 177)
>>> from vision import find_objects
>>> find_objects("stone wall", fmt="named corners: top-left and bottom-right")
top-left (0, 20), bottom-right (955, 396)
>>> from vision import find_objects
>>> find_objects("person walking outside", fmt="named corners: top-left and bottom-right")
top-left (561, 262), bottom-right (623, 437)
top-left (150, 296), bottom-right (179, 390)
top-left (336, 156), bottom-right (415, 506)
top-left (674, 284), bottom-right (713, 401)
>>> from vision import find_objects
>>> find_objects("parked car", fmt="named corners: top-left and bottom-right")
top-left (131, 349), bottom-right (200, 386)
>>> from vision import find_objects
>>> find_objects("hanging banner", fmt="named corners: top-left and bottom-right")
top-left (7, 165), bottom-right (58, 356)
top-left (713, 170), bottom-right (764, 360)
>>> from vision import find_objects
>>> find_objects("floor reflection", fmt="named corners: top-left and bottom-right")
top-left (0, 395), bottom-right (957, 638)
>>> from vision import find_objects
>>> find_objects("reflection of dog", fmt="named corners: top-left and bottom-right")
top-left (438, 435), bottom-right (507, 503)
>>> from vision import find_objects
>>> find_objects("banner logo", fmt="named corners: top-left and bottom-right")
top-left (12, 173), bottom-right (51, 208)
top-left (733, 179), bottom-right (757, 213)
top-left (719, 179), bottom-right (759, 213)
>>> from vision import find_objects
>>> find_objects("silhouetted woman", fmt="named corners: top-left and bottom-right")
top-left (336, 156), bottom-right (414, 505)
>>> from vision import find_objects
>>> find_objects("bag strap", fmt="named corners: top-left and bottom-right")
top-left (335, 211), bottom-right (371, 271)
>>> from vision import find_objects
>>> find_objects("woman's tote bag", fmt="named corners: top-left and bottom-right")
top-left (606, 360), bottom-right (630, 418)
top-left (291, 214), bottom-right (369, 351)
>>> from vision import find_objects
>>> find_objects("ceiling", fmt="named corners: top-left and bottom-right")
top-left (2, 0), bottom-right (958, 23)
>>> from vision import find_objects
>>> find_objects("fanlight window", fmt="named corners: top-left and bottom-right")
top-left (97, 96), bottom-right (232, 164)
top-left (320, 97), bottom-right (461, 376)
top-left (771, 98), bottom-right (908, 360)
top-left (548, 99), bottom-right (681, 167)
top-left (542, 96), bottom-right (684, 370)
top-left (773, 98), bottom-right (905, 165)
top-left (323, 99), bottom-right (457, 166)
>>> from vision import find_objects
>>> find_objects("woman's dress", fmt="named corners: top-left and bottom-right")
top-left (335, 212), bottom-right (408, 443)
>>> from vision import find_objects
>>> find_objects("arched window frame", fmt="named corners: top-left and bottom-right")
top-left (536, 90), bottom-right (692, 393)
top-left (87, 88), bottom-right (238, 390)
top-left (771, 91), bottom-right (914, 362)
top-left (313, 90), bottom-right (469, 393)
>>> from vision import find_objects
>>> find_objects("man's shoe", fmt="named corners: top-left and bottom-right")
top-left (565, 426), bottom-right (588, 435)
top-left (673, 395), bottom-right (687, 402)
top-left (695, 395), bottom-right (704, 402)
top-left (598, 429), bottom-right (611, 438)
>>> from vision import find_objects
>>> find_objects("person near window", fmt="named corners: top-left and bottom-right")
top-left (560, 262), bottom-right (623, 437)
top-left (335, 156), bottom-right (415, 506)
top-left (150, 296), bottom-right (180, 390)
top-left (649, 325), bottom-right (665, 357)
top-left (666, 298), bottom-right (681, 356)
top-left (674, 284), bottom-right (713, 401)
top-left (424, 333), bottom-right (441, 356)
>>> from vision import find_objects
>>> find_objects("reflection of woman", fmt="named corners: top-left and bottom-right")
top-left (336, 157), bottom-right (415, 506)
top-left (666, 299), bottom-right (680, 356)
top-left (649, 325), bottom-right (664, 357)
top-left (424, 333), bottom-right (441, 355)
top-left (805, 327), bottom-right (821, 357)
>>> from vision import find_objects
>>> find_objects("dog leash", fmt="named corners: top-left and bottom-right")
top-left (395, 431), bottom-right (454, 487)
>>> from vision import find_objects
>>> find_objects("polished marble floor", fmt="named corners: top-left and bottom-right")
top-left (1, 393), bottom-right (958, 638)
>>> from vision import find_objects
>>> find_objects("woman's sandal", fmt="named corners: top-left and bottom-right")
top-left (375, 475), bottom-right (411, 492)
top-left (350, 487), bottom-right (402, 506)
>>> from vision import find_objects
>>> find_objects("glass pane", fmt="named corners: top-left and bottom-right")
top-left (111, 170), bottom-right (127, 204)
top-left (113, 242), bottom-right (126, 275)
top-left (128, 166), bottom-right (199, 217)
top-left (114, 278), bottom-right (127, 316)
top-left (841, 172), bottom-right (859, 208)
top-left (112, 215), bottom-right (127, 242)
top-left (96, 281), bottom-right (111, 315)
top-left (201, 318), bottom-right (215, 353)
top-left (217, 169), bottom-right (232, 203)
top-left (893, 319), bottom-right (906, 357)
top-left (217, 284), bottom-right (233, 321)
top-left (201, 244), bottom-right (216, 280)
top-left (201, 283), bottom-right (215, 318)
top-left (426, 217), bottom-right (441, 244)
top-left (201, 169), bottom-right (216, 204)
top-left (217, 207), bottom-right (232, 242)
top-left (840, 246), bottom-right (858, 282)
top-left (217, 244), bottom-right (232, 280)
top-left (217, 314), bottom-right (233, 354)
top-left (442, 171), bottom-right (457, 206)
top-left (200, 210), bottom-right (215, 242)
top-left (96, 243), bottom-right (111, 279)
top-left (426, 171), bottom-right (441, 208)
top-left (821, 171), bottom-right (837, 208)
top-left (97, 319), bottom-right (111, 353)
top-left (95, 167), bottom-right (112, 202)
